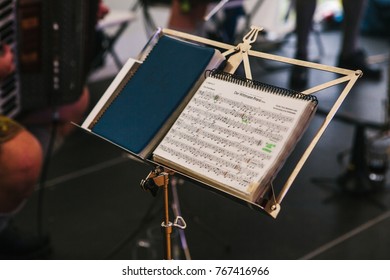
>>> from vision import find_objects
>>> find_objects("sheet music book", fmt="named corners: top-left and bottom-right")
top-left (152, 70), bottom-right (318, 203)
top-left (82, 35), bottom-right (225, 158)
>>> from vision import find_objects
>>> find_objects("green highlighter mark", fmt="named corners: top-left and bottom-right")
top-left (262, 143), bottom-right (276, 153)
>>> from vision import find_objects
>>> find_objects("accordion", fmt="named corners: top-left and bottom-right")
top-left (0, 0), bottom-right (98, 118)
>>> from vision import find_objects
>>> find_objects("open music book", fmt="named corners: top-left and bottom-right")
top-left (82, 33), bottom-right (318, 205)
top-left (152, 70), bottom-right (318, 202)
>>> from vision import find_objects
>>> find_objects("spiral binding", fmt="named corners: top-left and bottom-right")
top-left (206, 69), bottom-right (318, 104)
top-left (94, 34), bottom-right (168, 123)
top-left (90, 59), bottom-right (141, 128)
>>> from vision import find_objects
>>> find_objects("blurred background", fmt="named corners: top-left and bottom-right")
top-left (6, 0), bottom-right (390, 259)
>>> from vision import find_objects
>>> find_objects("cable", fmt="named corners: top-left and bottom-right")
top-left (36, 111), bottom-right (59, 238)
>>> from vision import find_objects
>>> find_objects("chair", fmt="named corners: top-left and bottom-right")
top-left (95, 4), bottom-right (138, 69)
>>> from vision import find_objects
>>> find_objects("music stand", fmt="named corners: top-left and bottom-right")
top-left (137, 26), bottom-right (361, 258)
top-left (80, 26), bottom-right (362, 259)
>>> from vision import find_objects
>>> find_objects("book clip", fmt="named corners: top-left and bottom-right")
top-left (222, 25), bottom-right (263, 80)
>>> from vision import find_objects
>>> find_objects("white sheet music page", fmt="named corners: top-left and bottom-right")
top-left (153, 76), bottom-right (313, 200)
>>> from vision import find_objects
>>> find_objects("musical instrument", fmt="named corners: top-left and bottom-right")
top-left (0, 0), bottom-right (20, 117)
top-left (0, 0), bottom-right (98, 118)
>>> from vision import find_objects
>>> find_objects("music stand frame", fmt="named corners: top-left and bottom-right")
top-left (150, 27), bottom-right (362, 219)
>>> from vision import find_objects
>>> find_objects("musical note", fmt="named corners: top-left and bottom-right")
top-left (153, 75), bottom-right (314, 197)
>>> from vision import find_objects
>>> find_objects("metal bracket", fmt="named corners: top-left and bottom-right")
top-left (161, 215), bottom-right (187, 230)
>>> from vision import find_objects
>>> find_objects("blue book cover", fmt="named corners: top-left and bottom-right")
top-left (91, 35), bottom-right (224, 156)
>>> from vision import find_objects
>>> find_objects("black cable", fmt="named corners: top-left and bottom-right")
top-left (36, 111), bottom-right (59, 238)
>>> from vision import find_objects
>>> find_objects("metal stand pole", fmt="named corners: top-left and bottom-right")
top-left (141, 167), bottom-right (187, 260)
top-left (162, 172), bottom-right (172, 260)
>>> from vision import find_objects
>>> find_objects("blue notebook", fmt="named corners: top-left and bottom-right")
top-left (88, 35), bottom-right (225, 157)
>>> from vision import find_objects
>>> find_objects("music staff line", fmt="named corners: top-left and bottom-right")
top-left (157, 144), bottom-right (257, 190)
top-left (189, 99), bottom-right (289, 133)
top-left (197, 89), bottom-right (295, 123)
top-left (174, 119), bottom-right (267, 151)
top-left (181, 110), bottom-right (284, 142)
top-left (169, 128), bottom-right (269, 166)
